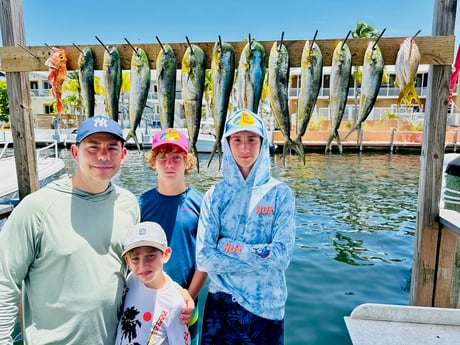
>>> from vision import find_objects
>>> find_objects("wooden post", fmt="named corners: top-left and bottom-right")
top-left (410, 0), bottom-right (457, 306)
top-left (0, 0), bottom-right (39, 199)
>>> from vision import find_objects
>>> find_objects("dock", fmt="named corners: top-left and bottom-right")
top-left (272, 128), bottom-right (460, 153)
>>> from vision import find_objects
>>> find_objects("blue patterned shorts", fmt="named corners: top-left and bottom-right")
top-left (200, 292), bottom-right (284, 345)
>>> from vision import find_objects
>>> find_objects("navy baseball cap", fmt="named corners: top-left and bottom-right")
top-left (76, 115), bottom-right (125, 144)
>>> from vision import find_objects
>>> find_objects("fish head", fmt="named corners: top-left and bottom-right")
top-left (78, 48), bottom-right (93, 69)
top-left (45, 47), bottom-right (67, 69)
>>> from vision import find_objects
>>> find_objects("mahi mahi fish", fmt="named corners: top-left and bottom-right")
top-left (295, 40), bottom-right (323, 163)
top-left (78, 47), bottom-right (95, 118)
top-left (182, 43), bottom-right (205, 172)
top-left (345, 41), bottom-right (384, 139)
top-left (156, 43), bottom-right (176, 129)
top-left (326, 41), bottom-right (352, 153)
top-left (268, 41), bottom-right (303, 165)
top-left (102, 46), bottom-right (122, 121)
top-left (208, 39), bottom-right (235, 170)
top-left (395, 36), bottom-right (421, 107)
top-left (125, 47), bottom-right (151, 150)
top-left (236, 38), bottom-right (266, 113)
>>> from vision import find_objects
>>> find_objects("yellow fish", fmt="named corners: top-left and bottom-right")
top-left (395, 37), bottom-right (421, 107)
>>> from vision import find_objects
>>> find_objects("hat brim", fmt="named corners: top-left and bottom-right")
top-left (122, 240), bottom-right (167, 256)
top-left (151, 142), bottom-right (188, 153)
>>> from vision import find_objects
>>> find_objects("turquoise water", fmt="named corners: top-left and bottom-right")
top-left (6, 149), bottom-right (420, 344)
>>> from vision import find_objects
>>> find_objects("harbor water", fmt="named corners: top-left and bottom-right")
top-left (5, 148), bottom-right (420, 344)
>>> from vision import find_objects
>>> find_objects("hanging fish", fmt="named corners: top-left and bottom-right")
top-left (182, 43), bottom-right (205, 171)
top-left (295, 40), bottom-right (323, 163)
top-left (156, 43), bottom-right (176, 129)
top-left (268, 40), bottom-right (303, 165)
top-left (345, 41), bottom-right (384, 139)
top-left (208, 38), bottom-right (235, 169)
top-left (326, 40), bottom-right (352, 153)
top-left (78, 47), bottom-right (95, 118)
top-left (395, 36), bottom-right (421, 107)
top-left (45, 47), bottom-right (67, 114)
top-left (102, 46), bottom-right (122, 121)
top-left (125, 47), bottom-right (151, 150)
top-left (236, 38), bottom-right (266, 113)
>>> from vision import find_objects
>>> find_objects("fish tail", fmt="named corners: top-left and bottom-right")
top-left (125, 130), bottom-right (140, 151)
top-left (282, 143), bottom-right (288, 167)
top-left (397, 84), bottom-right (421, 107)
top-left (325, 133), bottom-right (335, 153)
top-left (336, 130), bottom-right (343, 154)
top-left (344, 125), bottom-right (357, 140)
top-left (191, 144), bottom-right (200, 172)
top-left (293, 136), bottom-right (306, 164)
top-left (207, 141), bottom-right (223, 170)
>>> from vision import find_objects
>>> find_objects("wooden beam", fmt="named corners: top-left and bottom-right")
top-left (0, 0), bottom-right (39, 199)
top-left (410, 0), bottom-right (457, 306)
top-left (0, 36), bottom-right (455, 72)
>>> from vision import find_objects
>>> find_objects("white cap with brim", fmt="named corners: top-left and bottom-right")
top-left (122, 222), bottom-right (168, 256)
top-left (224, 109), bottom-right (265, 138)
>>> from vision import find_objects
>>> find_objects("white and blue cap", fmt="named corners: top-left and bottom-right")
top-left (224, 109), bottom-right (265, 138)
top-left (122, 222), bottom-right (168, 256)
top-left (76, 115), bottom-right (125, 144)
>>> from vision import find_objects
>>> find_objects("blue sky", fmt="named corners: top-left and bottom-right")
top-left (9, 0), bottom-right (458, 48)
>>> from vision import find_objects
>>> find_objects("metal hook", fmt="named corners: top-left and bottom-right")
top-left (371, 28), bottom-right (386, 50)
top-left (340, 30), bottom-right (352, 50)
top-left (185, 36), bottom-right (194, 54)
top-left (248, 33), bottom-right (252, 54)
top-left (412, 30), bottom-right (421, 40)
top-left (309, 30), bottom-right (319, 57)
top-left (16, 43), bottom-right (40, 60)
top-left (278, 31), bottom-right (285, 51)
top-left (72, 43), bottom-right (84, 54)
top-left (95, 36), bottom-right (111, 53)
top-left (155, 36), bottom-right (165, 53)
top-left (124, 37), bottom-right (139, 56)
top-left (44, 43), bottom-right (57, 52)
top-left (218, 35), bottom-right (222, 52)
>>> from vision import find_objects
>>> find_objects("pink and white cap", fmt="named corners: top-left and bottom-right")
top-left (151, 128), bottom-right (189, 153)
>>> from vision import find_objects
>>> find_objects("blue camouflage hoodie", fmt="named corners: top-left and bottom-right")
top-left (196, 109), bottom-right (296, 320)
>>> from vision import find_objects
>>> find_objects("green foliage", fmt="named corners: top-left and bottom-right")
top-left (0, 80), bottom-right (9, 122)
top-left (351, 21), bottom-right (380, 38)
top-left (385, 110), bottom-right (398, 119)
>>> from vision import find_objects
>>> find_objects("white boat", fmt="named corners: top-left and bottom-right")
top-left (0, 140), bottom-right (65, 205)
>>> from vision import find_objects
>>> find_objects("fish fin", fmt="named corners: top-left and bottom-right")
top-left (207, 146), bottom-right (217, 169)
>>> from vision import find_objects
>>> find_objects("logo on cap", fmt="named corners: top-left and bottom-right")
top-left (238, 112), bottom-right (256, 126)
top-left (160, 129), bottom-right (181, 142)
top-left (93, 116), bottom-right (109, 128)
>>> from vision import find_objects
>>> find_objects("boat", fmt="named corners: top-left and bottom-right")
top-left (0, 140), bottom-right (65, 206)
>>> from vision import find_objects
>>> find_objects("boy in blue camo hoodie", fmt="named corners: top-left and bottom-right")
top-left (196, 108), bottom-right (296, 344)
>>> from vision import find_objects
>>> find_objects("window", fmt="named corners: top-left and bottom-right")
top-left (44, 104), bottom-right (53, 114)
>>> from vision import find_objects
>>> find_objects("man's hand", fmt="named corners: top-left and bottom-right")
top-left (179, 288), bottom-right (195, 325)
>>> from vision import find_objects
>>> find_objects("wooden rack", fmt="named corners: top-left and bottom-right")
top-left (0, 35), bottom-right (455, 72)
